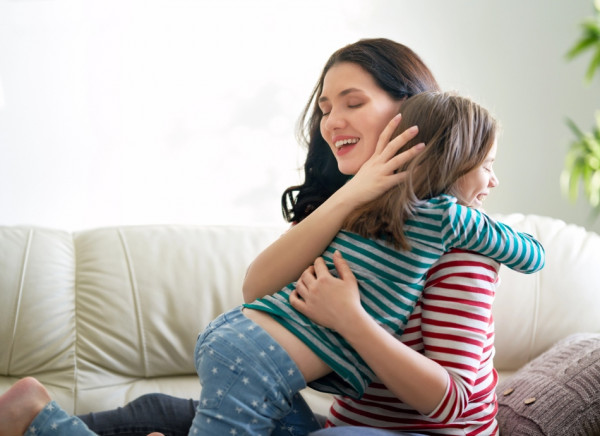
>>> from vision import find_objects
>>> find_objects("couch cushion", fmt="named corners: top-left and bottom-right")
top-left (496, 333), bottom-right (600, 435)
top-left (492, 214), bottom-right (600, 373)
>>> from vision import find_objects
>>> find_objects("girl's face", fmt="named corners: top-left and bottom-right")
top-left (453, 140), bottom-right (500, 209)
top-left (318, 62), bottom-right (402, 175)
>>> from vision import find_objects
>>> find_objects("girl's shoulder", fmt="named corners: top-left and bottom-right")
top-left (419, 194), bottom-right (458, 209)
top-left (412, 194), bottom-right (460, 219)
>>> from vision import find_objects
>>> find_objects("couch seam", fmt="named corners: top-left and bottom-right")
top-left (6, 229), bottom-right (33, 375)
top-left (72, 230), bottom-right (80, 414)
top-left (118, 228), bottom-right (149, 377)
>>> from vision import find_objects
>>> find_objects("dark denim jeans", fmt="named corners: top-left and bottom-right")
top-left (79, 393), bottom-right (424, 436)
top-left (78, 393), bottom-right (199, 436)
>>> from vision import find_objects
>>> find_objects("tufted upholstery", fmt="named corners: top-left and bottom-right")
top-left (0, 215), bottom-right (599, 416)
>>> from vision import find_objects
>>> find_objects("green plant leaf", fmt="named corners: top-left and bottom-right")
top-left (562, 4), bottom-right (600, 219)
top-left (566, 117), bottom-right (585, 138)
top-left (585, 46), bottom-right (600, 82)
top-left (582, 133), bottom-right (600, 156)
top-left (566, 34), bottom-right (597, 59)
top-left (581, 17), bottom-right (600, 36)
top-left (589, 171), bottom-right (600, 206)
top-left (567, 158), bottom-right (584, 201)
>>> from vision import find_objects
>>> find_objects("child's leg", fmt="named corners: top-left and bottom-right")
top-left (190, 307), bottom-right (320, 436)
top-left (79, 393), bottom-right (197, 436)
top-left (0, 377), bottom-right (96, 436)
top-left (0, 377), bottom-right (49, 436)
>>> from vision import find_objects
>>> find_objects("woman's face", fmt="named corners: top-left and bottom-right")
top-left (453, 140), bottom-right (500, 209)
top-left (318, 62), bottom-right (402, 175)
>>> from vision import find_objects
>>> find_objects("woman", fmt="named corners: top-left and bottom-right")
top-left (0, 39), bottom-right (514, 435)
top-left (187, 90), bottom-right (541, 436)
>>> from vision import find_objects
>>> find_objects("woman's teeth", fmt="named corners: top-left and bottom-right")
top-left (335, 138), bottom-right (359, 149)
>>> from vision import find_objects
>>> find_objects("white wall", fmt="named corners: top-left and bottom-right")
top-left (1, 0), bottom-right (599, 234)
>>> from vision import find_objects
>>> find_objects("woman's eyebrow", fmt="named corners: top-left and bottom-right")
top-left (318, 88), bottom-right (363, 103)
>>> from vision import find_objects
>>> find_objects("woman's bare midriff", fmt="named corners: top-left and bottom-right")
top-left (242, 307), bottom-right (332, 382)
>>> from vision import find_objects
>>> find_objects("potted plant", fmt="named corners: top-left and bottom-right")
top-left (562, 0), bottom-right (600, 218)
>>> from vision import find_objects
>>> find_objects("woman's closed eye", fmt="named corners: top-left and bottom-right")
top-left (319, 105), bottom-right (331, 116)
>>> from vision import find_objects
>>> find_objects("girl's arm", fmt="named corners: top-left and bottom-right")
top-left (242, 118), bottom-right (423, 303)
top-left (440, 200), bottom-right (545, 273)
top-left (290, 250), bottom-right (497, 417)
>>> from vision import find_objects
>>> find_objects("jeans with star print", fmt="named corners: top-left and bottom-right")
top-left (191, 306), bottom-right (321, 436)
top-left (25, 400), bottom-right (93, 436)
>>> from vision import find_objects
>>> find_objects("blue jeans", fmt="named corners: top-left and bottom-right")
top-left (80, 392), bottom-right (321, 436)
top-left (190, 306), bottom-right (321, 435)
top-left (25, 395), bottom-right (319, 436)
top-left (79, 393), bottom-right (198, 436)
top-left (71, 305), bottom-right (424, 436)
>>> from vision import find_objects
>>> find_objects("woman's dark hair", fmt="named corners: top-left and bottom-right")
top-left (281, 38), bottom-right (440, 223)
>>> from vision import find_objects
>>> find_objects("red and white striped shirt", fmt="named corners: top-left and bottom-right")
top-left (326, 249), bottom-right (500, 435)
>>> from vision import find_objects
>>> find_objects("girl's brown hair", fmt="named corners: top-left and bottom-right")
top-left (343, 91), bottom-right (498, 249)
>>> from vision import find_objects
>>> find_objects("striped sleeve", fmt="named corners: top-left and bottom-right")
top-left (325, 250), bottom-right (500, 435)
top-left (422, 250), bottom-right (499, 426)
top-left (429, 195), bottom-right (545, 273)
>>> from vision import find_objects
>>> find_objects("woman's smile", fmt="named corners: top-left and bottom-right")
top-left (319, 62), bottom-right (402, 175)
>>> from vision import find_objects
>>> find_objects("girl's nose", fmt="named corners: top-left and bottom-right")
top-left (490, 171), bottom-right (499, 188)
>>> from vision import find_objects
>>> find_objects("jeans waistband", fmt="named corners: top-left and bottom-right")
top-left (203, 306), bottom-right (307, 394)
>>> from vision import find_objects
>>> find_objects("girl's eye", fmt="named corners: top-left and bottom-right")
top-left (348, 103), bottom-right (363, 109)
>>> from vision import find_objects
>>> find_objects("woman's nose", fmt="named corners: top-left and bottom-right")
top-left (323, 109), bottom-right (346, 130)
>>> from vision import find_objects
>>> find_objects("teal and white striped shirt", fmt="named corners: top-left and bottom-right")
top-left (244, 195), bottom-right (544, 398)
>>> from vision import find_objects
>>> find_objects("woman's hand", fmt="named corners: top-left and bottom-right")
top-left (339, 114), bottom-right (424, 206)
top-left (289, 251), bottom-right (365, 332)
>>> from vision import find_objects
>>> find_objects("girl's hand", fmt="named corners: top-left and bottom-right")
top-left (341, 114), bottom-right (424, 206)
top-left (290, 251), bottom-right (365, 332)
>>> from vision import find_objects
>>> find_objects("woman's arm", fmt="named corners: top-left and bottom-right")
top-left (290, 250), bottom-right (498, 417)
top-left (242, 118), bottom-right (423, 302)
top-left (416, 250), bottom-right (498, 422)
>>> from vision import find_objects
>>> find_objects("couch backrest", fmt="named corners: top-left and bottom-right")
top-left (0, 225), bottom-right (284, 413)
top-left (0, 216), bottom-right (599, 413)
top-left (492, 214), bottom-right (600, 372)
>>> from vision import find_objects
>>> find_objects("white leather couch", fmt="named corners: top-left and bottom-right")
top-left (1, 214), bottom-right (599, 421)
